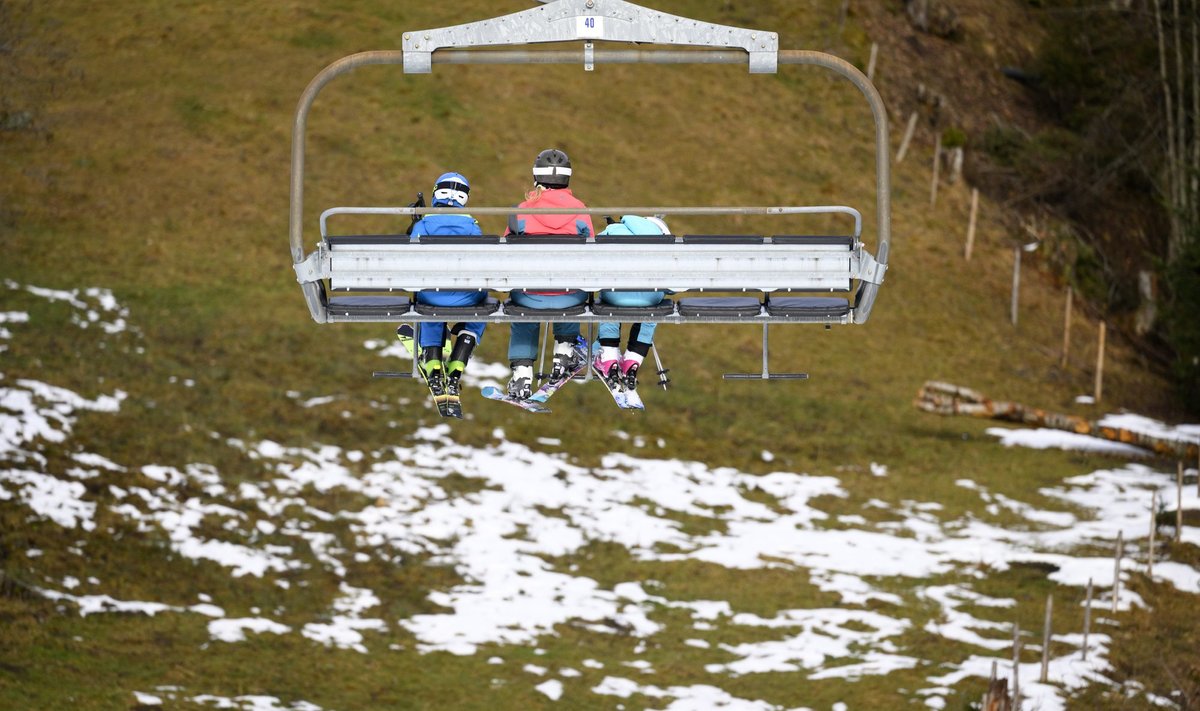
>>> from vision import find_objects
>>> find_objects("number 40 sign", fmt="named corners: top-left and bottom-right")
top-left (576, 15), bottom-right (605, 38)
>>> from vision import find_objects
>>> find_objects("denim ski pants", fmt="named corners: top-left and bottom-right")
top-left (597, 290), bottom-right (664, 345)
top-left (507, 290), bottom-right (587, 362)
top-left (416, 290), bottom-right (487, 348)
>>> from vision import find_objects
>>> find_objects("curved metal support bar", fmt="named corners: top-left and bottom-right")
top-left (319, 205), bottom-right (862, 239)
top-left (778, 51), bottom-right (890, 323)
top-left (290, 51), bottom-right (405, 265)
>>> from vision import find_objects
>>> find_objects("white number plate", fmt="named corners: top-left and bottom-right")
top-left (576, 16), bottom-right (604, 38)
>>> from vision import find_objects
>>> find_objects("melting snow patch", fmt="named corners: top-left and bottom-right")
top-left (38, 588), bottom-right (224, 618)
top-left (141, 691), bottom-right (326, 710)
top-left (593, 677), bottom-right (789, 710)
top-left (301, 583), bottom-right (387, 654)
top-left (22, 285), bottom-right (132, 334)
top-left (987, 427), bottom-right (1146, 457)
top-left (535, 679), bottom-right (563, 700)
top-left (209, 618), bottom-right (292, 643)
top-left (705, 608), bottom-right (913, 677)
top-left (1, 470), bottom-right (96, 529)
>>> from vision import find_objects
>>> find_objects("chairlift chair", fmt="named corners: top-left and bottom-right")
top-left (289, 0), bottom-right (891, 381)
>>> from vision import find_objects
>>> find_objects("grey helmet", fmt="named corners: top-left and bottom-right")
top-left (532, 149), bottom-right (572, 188)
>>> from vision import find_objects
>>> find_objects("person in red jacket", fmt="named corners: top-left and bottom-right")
top-left (505, 149), bottom-right (595, 399)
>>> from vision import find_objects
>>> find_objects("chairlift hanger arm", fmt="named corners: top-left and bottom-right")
top-left (288, 0), bottom-right (890, 325)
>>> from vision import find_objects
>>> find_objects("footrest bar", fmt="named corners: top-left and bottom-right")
top-left (373, 371), bottom-right (415, 379)
top-left (722, 373), bottom-right (810, 380)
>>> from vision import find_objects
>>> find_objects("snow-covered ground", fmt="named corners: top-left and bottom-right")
top-left (2, 282), bottom-right (1198, 711)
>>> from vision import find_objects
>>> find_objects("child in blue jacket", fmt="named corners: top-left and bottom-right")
top-left (404, 172), bottom-right (486, 399)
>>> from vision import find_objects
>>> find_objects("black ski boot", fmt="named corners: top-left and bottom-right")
top-left (443, 333), bottom-right (477, 417)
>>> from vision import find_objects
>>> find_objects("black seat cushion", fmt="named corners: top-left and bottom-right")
top-left (595, 235), bottom-right (675, 244)
top-left (771, 235), bottom-right (854, 248)
top-left (327, 234), bottom-right (411, 247)
top-left (416, 234), bottom-right (502, 244)
top-left (681, 235), bottom-right (766, 245)
top-left (766, 296), bottom-right (851, 319)
top-left (676, 296), bottom-right (763, 317)
top-left (506, 235), bottom-right (588, 244)
top-left (328, 295), bottom-right (412, 316)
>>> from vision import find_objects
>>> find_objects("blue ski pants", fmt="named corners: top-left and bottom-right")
top-left (507, 290), bottom-right (587, 362)
top-left (597, 290), bottom-right (664, 345)
top-left (416, 290), bottom-right (486, 348)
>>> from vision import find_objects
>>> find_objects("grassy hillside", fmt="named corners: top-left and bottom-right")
top-left (2, 1), bottom-right (1197, 709)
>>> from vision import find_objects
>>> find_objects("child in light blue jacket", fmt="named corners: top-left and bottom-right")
top-left (593, 215), bottom-right (671, 402)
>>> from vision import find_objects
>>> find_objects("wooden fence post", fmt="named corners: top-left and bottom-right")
top-left (1011, 623), bottom-right (1021, 707)
top-left (1061, 287), bottom-right (1073, 368)
top-left (1040, 594), bottom-right (1053, 683)
top-left (1082, 578), bottom-right (1093, 661)
top-left (1112, 530), bottom-right (1123, 615)
top-left (867, 42), bottom-right (878, 81)
top-left (1094, 322), bottom-right (1106, 403)
top-left (896, 111), bottom-right (918, 162)
top-left (1148, 490), bottom-right (1157, 577)
top-left (1179, 461), bottom-right (1185, 543)
top-left (930, 134), bottom-right (942, 208)
top-left (965, 187), bottom-right (979, 261)
top-left (1011, 248), bottom-right (1021, 327)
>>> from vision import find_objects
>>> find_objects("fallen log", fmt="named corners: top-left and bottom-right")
top-left (915, 381), bottom-right (1200, 461)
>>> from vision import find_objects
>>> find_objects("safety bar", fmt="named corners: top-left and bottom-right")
top-left (319, 205), bottom-right (863, 239)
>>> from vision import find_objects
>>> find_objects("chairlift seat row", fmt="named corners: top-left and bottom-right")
top-left (304, 227), bottom-right (877, 305)
top-left (289, 0), bottom-right (891, 330)
top-left (326, 292), bottom-right (852, 324)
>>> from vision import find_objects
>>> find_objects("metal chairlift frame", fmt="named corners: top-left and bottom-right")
top-left (288, 0), bottom-right (891, 378)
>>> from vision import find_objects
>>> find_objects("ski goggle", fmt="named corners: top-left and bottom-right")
top-left (433, 180), bottom-right (469, 206)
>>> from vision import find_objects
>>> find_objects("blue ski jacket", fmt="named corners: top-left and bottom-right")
top-left (599, 216), bottom-right (671, 302)
top-left (598, 215), bottom-right (662, 237)
top-left (410, 214), bottom-right (482, 237)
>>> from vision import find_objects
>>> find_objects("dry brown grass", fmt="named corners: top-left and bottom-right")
top-left (0, 2), bottom-right (1194, 709)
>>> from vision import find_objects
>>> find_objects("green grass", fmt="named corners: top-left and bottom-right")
top-left (1, 1), bottom-right (1196, 709)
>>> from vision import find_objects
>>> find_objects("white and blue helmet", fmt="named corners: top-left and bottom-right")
top-left (432, 172), bottom-right (470, 207)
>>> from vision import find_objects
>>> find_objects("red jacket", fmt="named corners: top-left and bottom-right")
top-left (506, 187), bottom-right (595, 239)
top-left (506, 188), bottom-right (595, 296)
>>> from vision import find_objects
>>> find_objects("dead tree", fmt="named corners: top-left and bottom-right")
top-left (982, 678), bottom-right (1012, 711)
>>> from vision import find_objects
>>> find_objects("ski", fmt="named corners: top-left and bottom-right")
top-left (591, 359), bottom-right (640, 410)
top-left (420, 367), bottom-right (461, 419)
top-left (592, 360), bottom-right (633, 410)
top-left (481, 386), bottom-right (552, 414)
top-left (391, 324), bottom-right (461, 419)
top-left (394, 324), bottom-right (450, 360)
top-left (395, 323), bottom-right (416, 357)
top-left (529, 337), bottom-right (589, 406)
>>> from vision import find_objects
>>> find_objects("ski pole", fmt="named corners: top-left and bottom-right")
top-left (405, 192), bottom-right (424, 235)
top-left (651, 343), bottom-right (670, 390)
